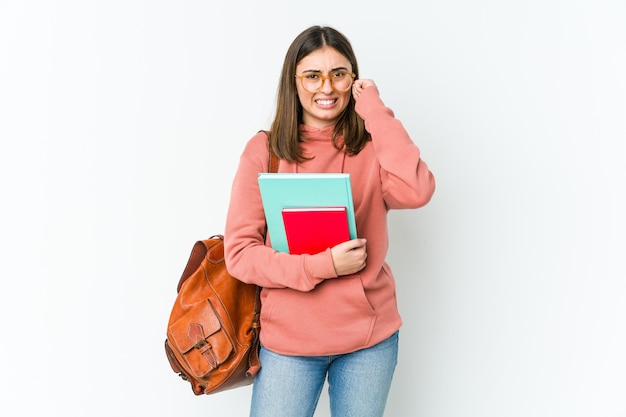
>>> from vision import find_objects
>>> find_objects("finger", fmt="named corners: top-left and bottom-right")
top-left (349, 238), bottom-right (367, 250)
top-left (337, 238), bottom-right (365, 252)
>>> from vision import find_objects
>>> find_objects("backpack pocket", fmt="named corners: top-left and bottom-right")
top-left (167, 299), bottom-right (234, 378)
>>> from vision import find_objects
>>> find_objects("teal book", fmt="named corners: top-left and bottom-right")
top-left (258, 173), bottom-right (357, 253)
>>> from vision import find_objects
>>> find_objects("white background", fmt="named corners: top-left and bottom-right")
top-left (1, 1), bottom-right (625, 416)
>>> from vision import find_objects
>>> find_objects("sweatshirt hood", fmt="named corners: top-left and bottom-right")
top-left (299, 124), bottom-right (336, 142)
top-left (296, 124), bottom-right (346, 173)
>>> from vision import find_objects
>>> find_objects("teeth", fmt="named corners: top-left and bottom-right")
top-left (316, 99), bottom-right (335, 105)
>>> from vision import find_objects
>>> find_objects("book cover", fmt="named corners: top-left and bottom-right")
top-left (282, 207), bottom-right (350, 255)
top-left (258, 173), bottom-right (357, 253)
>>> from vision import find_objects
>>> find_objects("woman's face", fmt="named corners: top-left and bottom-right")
top-left (295, 46), bottom-right (353, 129)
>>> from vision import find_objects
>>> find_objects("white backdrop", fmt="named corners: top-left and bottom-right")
top-left (1, 1), bottom-right (625, 416)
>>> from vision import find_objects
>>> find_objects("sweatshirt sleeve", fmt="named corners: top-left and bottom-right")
top-left (223, 133), bottom-right (338, 291)
top-left (355, 86), bottom-right (436, 209)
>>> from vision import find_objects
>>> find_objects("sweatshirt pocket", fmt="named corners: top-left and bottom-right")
top-left (261, 276), bottom-right (376, 355)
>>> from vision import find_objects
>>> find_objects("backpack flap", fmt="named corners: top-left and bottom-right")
top-left (167, 300), bottom-right (234, 378)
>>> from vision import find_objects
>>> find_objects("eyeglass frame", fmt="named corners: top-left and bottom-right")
top-left (294, 70), bottom-right (356, 93)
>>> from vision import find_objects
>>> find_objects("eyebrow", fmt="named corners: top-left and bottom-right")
top-left (301, 66), bottom-right (350, 73)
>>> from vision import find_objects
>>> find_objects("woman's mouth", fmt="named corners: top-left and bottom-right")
top-left (315, 98), bottom-right (337, 107)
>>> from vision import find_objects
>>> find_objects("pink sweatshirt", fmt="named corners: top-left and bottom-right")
top-left (224, 86), bottom-right (435, 356)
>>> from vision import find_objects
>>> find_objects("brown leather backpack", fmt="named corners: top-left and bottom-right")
top-left (164, 133), bottom-right (278, 395)
top-left (164, 236), bottom-right (262, 395)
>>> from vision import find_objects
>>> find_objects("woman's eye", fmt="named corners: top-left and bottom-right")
top-left (305, 74), bottom-right (320, 80)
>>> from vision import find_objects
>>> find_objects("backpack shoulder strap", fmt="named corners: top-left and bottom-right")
top-left (259, 130), bottom-right (279, 173)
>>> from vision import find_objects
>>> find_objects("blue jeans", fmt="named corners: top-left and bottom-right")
top-left (250, 331), bottom-right (399, 417)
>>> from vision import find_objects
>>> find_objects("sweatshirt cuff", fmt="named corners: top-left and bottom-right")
top-left (354, 86), bottom-right (385, 120)
top-left (303, 248), bottom-right (338, 287)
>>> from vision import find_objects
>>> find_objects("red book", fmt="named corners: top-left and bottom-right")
top-left (281, 207), bottom-right (350, 255)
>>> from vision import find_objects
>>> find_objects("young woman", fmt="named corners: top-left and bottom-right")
top-left (224, 25), bottom-right (435, 417)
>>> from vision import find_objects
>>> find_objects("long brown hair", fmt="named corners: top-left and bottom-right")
top-left (269, 26), bottom-right (371, 162)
